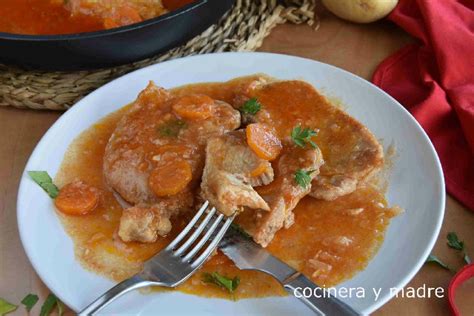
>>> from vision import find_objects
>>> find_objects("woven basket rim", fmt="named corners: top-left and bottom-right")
top-left (0, 0), bottom-right (316, 111)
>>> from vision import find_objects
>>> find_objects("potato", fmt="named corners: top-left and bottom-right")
top-left (322, 0), bottom-right (399, 23)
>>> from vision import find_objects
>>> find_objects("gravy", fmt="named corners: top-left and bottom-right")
top-left (56, 76), bottom-right (397, 299)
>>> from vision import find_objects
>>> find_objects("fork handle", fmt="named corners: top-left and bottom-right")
top-left (283, 273), bottom-right (360, 316)
top-left (79, 275), bottom-right (153, 315)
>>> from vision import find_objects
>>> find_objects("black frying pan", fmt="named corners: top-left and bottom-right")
top-left (0, 0), bottom-right (235, 70)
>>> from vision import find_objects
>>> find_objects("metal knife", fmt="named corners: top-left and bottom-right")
top-left (218, 226), bottom-right (360, 316)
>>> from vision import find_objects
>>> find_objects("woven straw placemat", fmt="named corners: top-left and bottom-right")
top-left (0, 0), bottom-right (316, 111)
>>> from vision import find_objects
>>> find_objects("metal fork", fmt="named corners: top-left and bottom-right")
top-left (79, 201), bottom-right (235, 315)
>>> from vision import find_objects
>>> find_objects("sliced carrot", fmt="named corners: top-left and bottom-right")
top-left (149, 159), bottom-right (192, 197)
top-left (55, 181), bottom-right (99, 216)
top-left (246, 123), bottom-right (282, 161)
top-left (172, 94), bottom-right (215, 120)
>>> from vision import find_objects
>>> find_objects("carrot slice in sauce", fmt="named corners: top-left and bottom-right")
top-left (55, 181), bottom-right (99, 216)
top-left (246, 123), bottom-right (282, 161)
top-left (172, 94), bottom-right (215, 120)
top-left (149, 159), bottom-right (193, 197)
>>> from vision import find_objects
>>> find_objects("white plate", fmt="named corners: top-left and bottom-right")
top-left (17, 53), bottom-right (445, 315)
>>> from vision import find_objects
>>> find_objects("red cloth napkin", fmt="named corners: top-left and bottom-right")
top-left (372, 0), bottom-right (474, 210)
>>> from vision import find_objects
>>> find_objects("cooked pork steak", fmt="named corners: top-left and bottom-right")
top-left (236, 78), bottom-right (384, 201)
top-left (118, 205), bottom-right (172, 243)
top-left (249, 142), bottom-right (324, 247)
top-left (200, 128), bottom-right (324, 247)
top-left (104, 82), bottom-right (241, 242)
top-left (200, 130), bottom-right (272, 216)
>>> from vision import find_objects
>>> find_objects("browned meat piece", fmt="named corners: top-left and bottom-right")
top-left (118, 205), bottom-right (172, 243)
top-left (201, 130), bottom-right (272, 216)
top-left (235, 79), bottom-right (384, 201)
top-left (310, 175), bottom-right (357, 201)
top-left (310, 123), bottom-right (383, 201)
top-left (66, 0), bottom-right (168, 26)
top-left (104, 82), bottom-right (241, 242)
top-left (240, 143), bottom-right (324, 247)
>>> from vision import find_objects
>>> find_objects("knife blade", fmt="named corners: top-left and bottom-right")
top-left (218, 225), bottom-right (360, 316)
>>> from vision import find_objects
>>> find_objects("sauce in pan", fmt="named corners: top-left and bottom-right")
top-left (0, 0), bottom-right (195, 35)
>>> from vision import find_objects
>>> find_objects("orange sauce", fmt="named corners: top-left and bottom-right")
top-left (55, 76), bottom-right (397, 300)
top-left (0, 0), bottom-right (195, 35)
top-left (0, 0), bottom-right (103, 35)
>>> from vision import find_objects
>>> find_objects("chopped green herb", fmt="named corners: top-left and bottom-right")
top-left (28, 171), bottom-right (59, 199)
top-left (21, 294), bottom-right (39, 312)
top-left (0, 298), bottom-right (17, 315)
top-left (447, 232), bottom-right (471, 265)
top-left (39, 294), bottom-right (60, 316)
top-left (447, 232), bottom-right (464, 251)
top-left (294, 169), bottom-right (315, 189)
top-left (202, 272), bottom-right (240, 294)
top-left (230, 223), bottom-right (251, 239)
top-left (158, 119), bottom-right (187, 137)
top-left (291, 125), bottom-right (318, 148)
top-left (425, 255), bottom-right (453, 272)
top-left (240, 98), bottom-right (261, 115)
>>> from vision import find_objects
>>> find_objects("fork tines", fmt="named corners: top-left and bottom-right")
top-left (166, 201), bottom-right (235, 268)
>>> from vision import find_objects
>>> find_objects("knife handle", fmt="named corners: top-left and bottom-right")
top-left (283, 273), bottom-right (360, 316)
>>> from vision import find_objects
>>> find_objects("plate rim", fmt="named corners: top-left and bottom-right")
top-left (17, 52), bottom-right (446, 314)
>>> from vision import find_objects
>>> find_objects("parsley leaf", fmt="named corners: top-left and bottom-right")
top-left (0, 298), bottom-right (17, 315)
top-left (21, 294), bottom-right (39, 312)
top-left (447, 232), bottom-right (464, 251)
top-left (425, 255), bottom-right (453, 272)
top-left (40, 294), bottom-right (62, 316)
top-left (240, 98), bottom-right (261, 115)
top-left (28, 171), bottom-right (59, 199)
top-left (447, 232), bottom-right (471, 265)
top-left (202, 272), bottom-right (240, 294)
top-left (158, 119), bottom-right (187, 137)
top-left (57, 300), bottom-right (64, 316)
top-left (295, 169), bottom-right (315, 189)
top-left (291, 125), bottom-right (318, 148)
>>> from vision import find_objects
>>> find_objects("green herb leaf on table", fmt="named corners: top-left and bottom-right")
top-left (158, 119), bottom-right (187, 137)
top-left (447, 232), bottom-right (464, 251)
top-left (240, 98), bottom-right (261, 115)
top-left (28, 171), bottom-right (59, 199)
top-left (447, 232), bottom-right (471, 264)
top-left (425, 254), bottom-right (453, 272)
top-left (40, 294), bottom-right (62, 316)
top-left (0, 298), bottom-right (17, 316)
top-left (295, 169), bottom-right (315, 189)
top-left (202, 272), bottom-right (240, 294)
top-left (57, 300), bottom-right (64, 316)
top-left (21, 294), bottom-right (39, 312)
